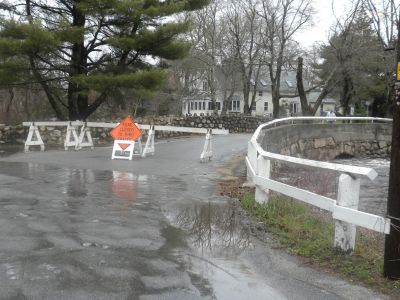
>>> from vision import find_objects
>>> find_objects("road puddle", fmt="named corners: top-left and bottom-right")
top-left (166, 201), bottom-right (251, 254)
top-left (165, 201), bottom-right (286, 300)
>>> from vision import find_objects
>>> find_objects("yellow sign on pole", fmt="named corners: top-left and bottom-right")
top-left (397, 62), bottom-right (400, 81)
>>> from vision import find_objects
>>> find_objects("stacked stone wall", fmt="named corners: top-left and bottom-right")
top-left (259, 123), bottom-right (392, 160)
top-left (0, 115), bottom-right (269, 146)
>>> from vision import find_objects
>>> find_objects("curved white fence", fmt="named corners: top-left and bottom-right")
top-left (246, 116), bottom-right (392, 253)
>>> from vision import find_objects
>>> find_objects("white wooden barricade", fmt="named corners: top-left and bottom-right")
top-left (76, 123), bottom-right (94, 150)
top-left (64, 122), bottom-right (80, 150)
top-left (81, 123), bottom-right (228, 161)
top-left (24, 123), bottom-right (45, 152)
top-left (142, 125), bottom-right (155, 158)
top-left (200, 129), bottom-right (213, 162)
top-left (152, 126), bottom-right (228, 162)
top-left (246, 116), bottom-right (392, 253)
top-left (23, 121), bottom-right (229, 161)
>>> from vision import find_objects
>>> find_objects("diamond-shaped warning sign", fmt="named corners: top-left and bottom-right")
top-left (110, 116), bottom-right (142, 145)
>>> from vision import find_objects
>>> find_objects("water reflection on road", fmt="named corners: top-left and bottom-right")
top-left (167, 201), bottom-right (251, 253)
top-left (165, 201), bottom-right (287, 300)
top-left (0, 161), bottom-right (288, 299)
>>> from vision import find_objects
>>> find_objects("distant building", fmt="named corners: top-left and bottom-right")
top-left (181, 70), bottom-right (336, 117)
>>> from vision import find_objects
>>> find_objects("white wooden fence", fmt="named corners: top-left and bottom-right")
top-left (246, 116), bottom-right (392, 253)
top-left (22, 121), bottom-right (228, 162)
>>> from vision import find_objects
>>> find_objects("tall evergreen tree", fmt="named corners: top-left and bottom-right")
top-left (0, 0), bottom-right (209, 120)
top-left (317, 6), bottom-right (390, 115)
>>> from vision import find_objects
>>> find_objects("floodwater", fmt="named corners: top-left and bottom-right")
top-left (0, 135), bottom-right (387, 300)
top-left (0, 145), bottom-right (24, 157)
top-left (339, 158), bottom-right (389, 216)
top-left (273, 158), bottom-right (390, 216)
top-left (0, 161), bottom-right (289, 299)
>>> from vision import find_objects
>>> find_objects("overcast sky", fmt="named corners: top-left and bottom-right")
top-left (297, 0), bottom-right (348, 47)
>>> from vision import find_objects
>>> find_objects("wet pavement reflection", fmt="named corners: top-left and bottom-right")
top-left (167, 201), bottom-right (251, 254)
top-left (165, 201), bottom-right (288, 300)
top-left (0, 160), bottom-right (283, 300)
top-left (0, 146), bottom-right (387, 300)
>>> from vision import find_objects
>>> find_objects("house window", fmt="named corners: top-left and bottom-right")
top-left (190, 102), bottom-right (194, 110)
top-left (203, 102), bottom-right (206, 110)
top-left (216, 102), bottom-right (221, 110)
top-left (208, 101), bottom-right (213, 110)
top-left (291, 103), bottom-right (298, 114)
top-left (251, 102), bottom-right (256, 110)
top-left (231, 100), bottom-right (240, 111)
top-left (202, 81), bottom-right (208, 92)
top-left (258, 91), bottom-right (263, 96)
top-left (264, 102), bottom-right (268, 111)
top-left (195, 102), bottom-right (198, 110)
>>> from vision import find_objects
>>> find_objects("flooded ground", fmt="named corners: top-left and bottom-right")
top-left (273, 158), bottom-right (389, 216)
top-left (0, 135), bottom-right (388, 299)
top-left (0, 145), bottom-right (24, 157)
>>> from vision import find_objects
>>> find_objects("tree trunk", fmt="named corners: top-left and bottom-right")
top-left (68, 3), bottom-right (88, 120)
top-left (5, 88), bottom-right (14, 125)
top-left (243, 82), bottom-right (250, 114)
top-left (249, 63), bottom-right (262, 115)
top-left (340, 73), bottom-right (354, 115)
top-left (296, 57), bottom-right (312, 116)
top-left (271, 82), bottom-right (281, 118)
top-left (24, 88), bottom-right (31, 120)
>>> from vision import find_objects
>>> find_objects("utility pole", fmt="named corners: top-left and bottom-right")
top-left (383, 15), bottom-right (400, 279)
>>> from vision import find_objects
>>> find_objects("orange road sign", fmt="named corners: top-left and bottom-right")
top-left (397, 62), bottom-right (400, 81)
top-left (110, 116), bottom-right (142, 149)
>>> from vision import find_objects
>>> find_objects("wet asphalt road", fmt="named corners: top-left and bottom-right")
top-left (0, 134), bottom-right (389, 300)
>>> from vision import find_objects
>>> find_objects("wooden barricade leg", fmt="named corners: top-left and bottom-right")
top-left (64, 122), bottom-right (79, 150)
top-left (142, 125), bottom-right (155, 158)
top-left (24, 123), bottom-right (45, 152)
top-left (200, 129), bottom-right (213, 162)
top-left (76, 123), bottom-right (94, 150)
top-left (131, 137), bottom-right (143, 157)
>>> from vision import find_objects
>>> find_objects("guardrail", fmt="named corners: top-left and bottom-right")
top-left (246, 116), bottom-right (392, 253)
top-left (22, 121), bottom-right (229, 162)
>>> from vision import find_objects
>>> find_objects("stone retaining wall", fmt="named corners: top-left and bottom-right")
top-left (259, 123), bottom-right (392, 160)
top-left (0, 115), bottom-right (269, 145)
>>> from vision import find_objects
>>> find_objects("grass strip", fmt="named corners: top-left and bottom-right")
top-left (240, 193), bottom-right (400, 295)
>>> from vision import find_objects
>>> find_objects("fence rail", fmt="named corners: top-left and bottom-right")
top-left (247, 116), bottom-right (392, 253)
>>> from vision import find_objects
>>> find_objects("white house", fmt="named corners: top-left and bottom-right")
top-left (181, 71), bottom-right (337, 117)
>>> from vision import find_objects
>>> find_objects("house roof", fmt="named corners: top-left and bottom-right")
top-left (250, 71), bottom-right (314, 93)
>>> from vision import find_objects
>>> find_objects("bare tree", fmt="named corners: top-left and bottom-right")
top-left (259, 0), bottom-right (314, 118)
top-left (226, 0), bottom-right (265, 114)
top-left (190, 1), bottom-right (221, 114)
top-left (296, 56), bottom-right (338, 116)
top-left (364, 0), bottom-right (399, 48)
top-left (363, 0), bottom-right (399, 115)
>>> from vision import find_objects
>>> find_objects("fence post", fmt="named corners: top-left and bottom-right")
top-left (255, 155), bottom-right (271, 204)
top-left (247, 141), bottom-right (258, 182)
top-left (334, 174), bottom-right (360, 253)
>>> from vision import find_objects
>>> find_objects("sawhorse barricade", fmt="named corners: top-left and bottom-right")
top-left (23, 121), bottom-right (229, 161)
top-left (24, 122), bottom-right (45, 152)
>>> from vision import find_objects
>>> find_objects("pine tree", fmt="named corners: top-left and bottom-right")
top-left (0, 0), bottom-right (209, 120)
top-left (317, 6), bottom-right (391, 116)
